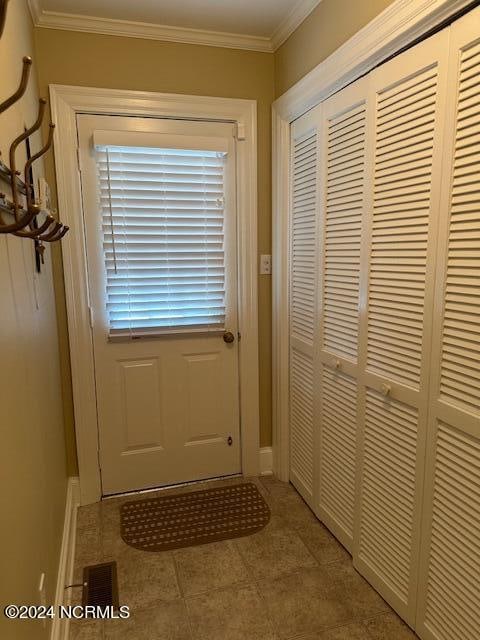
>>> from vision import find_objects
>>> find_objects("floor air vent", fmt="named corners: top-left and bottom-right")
top-left (82, 562), bottom-right (119, 609)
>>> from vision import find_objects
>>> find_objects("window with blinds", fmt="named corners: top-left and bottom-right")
top-left (95, 144), bottom-right (227, 337)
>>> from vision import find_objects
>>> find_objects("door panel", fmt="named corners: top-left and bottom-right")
top-left (319, 365), bottom-right (357, 545)
top-left (354, 29), bottom-right (450, 625)
top-left (359, 389), bottom-right (418, 603)
top-left (316, 76), bottom-right (369, 551)
top-left (119, 358), bottom-right (164, 451)
top-left (78, 114), bottom-right (241, 495)
top-left (417, 8), bottom-right (480, 639)
top-left (289, 105), bottom-right (322, 506)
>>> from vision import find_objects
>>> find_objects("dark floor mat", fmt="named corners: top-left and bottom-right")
top-left (120, 482), bottom-right (270, 551)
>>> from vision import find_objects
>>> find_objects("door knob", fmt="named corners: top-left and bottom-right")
top-left (223, 331), bottom-right (235, 344)
top-left (381, 383), bottom-right (391, 397)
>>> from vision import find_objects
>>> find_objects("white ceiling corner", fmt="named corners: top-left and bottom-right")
top-left (27, 0), bottom-right (42, 24)
top-left (28, 0), bottom-right (323, 52)
top-left (271, 0), bottom-right (322, 50)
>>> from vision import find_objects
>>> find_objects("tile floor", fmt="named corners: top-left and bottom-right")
top-left (69, 476), bottom-right (418, 640)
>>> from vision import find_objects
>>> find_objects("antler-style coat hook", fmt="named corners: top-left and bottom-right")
top-left (24, 123), bottom-right (55, 211)
top-left (11, 124), bottom-right (57, 238)
top-left (0, 56), bottom-right (32, 115)
top-left (9, 98), bottom-right (46, 215)
top-left (0, 203), bottom-right (38, 234)
top-left (41, 225), bottom-right (69, 243)
top-left (37, 220), bottom-right (63, 242)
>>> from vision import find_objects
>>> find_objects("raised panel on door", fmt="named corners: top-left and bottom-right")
top-left (289, 105), bottom-right (321, 506)
top-left (118, 358), bottom-right (164, 452)
top-left (417, 9), bottom-right (480, 639)
top-left (354, 29), bottom-right (450, 626)
top-left (316, 77), bottom-right (368, 550)
top-left (174, 344), bottom-right (241, 479)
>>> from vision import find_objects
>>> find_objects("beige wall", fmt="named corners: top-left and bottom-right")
top-left (275, 0), bottom-right (396, 96)
top-left (0, 3), bottom-right (67, 640)
top-left (33, 28), bottom-right (275, 470)
top-left (30, 0), bottom-right (395, 477)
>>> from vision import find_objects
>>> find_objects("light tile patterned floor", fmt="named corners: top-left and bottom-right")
top-left (69, 476), bottom-right (418, 640)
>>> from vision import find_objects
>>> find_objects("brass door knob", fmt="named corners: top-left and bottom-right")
top-left (223, 331), bottom-right (235, 344)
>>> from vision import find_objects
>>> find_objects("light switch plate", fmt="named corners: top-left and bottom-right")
top-left (260, 254), bottom-right (272, 275)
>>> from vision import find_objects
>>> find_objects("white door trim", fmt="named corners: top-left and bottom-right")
top-left (50, 85), bottom-right (259, 505)
top-left (271, 0), bottom-right (474, 481)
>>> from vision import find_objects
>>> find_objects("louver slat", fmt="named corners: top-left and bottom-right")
top-left (439, 41), bottom-right (480, 414)
top-left (367, 66), bottom-right (439, 388)
top-left (359, 389), bottom-right (418, 602)
top-left (323, 103), bottom-right (366, 361)
top-left (96, 146), bottom-right (227, 335)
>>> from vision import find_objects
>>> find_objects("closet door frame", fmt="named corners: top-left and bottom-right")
top-left (272, 0), bottom-right (475, 483)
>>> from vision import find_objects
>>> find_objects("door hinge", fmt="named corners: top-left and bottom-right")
top-left (76, 147), bottom-right (82, 173)
top-left (88, 306), bottom-right (94, 328)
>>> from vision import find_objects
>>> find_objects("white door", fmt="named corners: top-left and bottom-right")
top-left (316, 75), bottom-right (370, 552)
top-left (77, 115), bottom-right (241, 495)
top-left (289, 105), bottom-right (322, 508)
top-left (416, 7), bottom-right (480, 639)
top-left (353, 29), bottom-right (449, 625)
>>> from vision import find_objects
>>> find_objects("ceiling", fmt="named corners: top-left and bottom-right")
top-left (29, 0), bottom-right (322, 52)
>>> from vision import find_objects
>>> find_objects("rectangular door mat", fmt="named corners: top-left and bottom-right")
top-left (120, 482), bottom-right (270, 551)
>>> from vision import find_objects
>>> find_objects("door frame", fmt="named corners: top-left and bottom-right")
top-left (50, 85), bottom-right (259, 505)
top-left (271, 0), bottom-right (474, 482)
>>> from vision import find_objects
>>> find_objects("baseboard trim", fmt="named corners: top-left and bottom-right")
top-left (259, 447), bottom-right (273, 476)
top-left (51, 477), bottom-right (80, 640)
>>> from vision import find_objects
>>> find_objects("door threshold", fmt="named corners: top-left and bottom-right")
top-left (101, 473), bottom-right (243, 501)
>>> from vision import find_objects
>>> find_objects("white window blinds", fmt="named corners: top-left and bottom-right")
top-left (95, 144), bottom-right (228, 337)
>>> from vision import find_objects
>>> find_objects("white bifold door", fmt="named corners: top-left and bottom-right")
top-left (416, 13), bottom-right (480, 640)
top-left (288, 6), bottom-right (479, 640)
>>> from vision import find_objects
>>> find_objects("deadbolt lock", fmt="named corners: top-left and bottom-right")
top-left (223, 331), bottom-right (235, 344)
top-left (227, 436), bottom-right (233, 446)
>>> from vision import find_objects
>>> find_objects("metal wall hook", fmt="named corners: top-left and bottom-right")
top-left (0, 204), bottom-right (38, 234)
top-left (12, 214), bottom-right (55, 239)
top-left (9, 98), bottom-right (46, 215)
top-left (0, 56), bottom-right (32, 115)
top-left (37, 220), bottom-right (62, 241)
top-left (24, 123), bottom-right (55, 211)
top-left (41, 225), bottom-right (69, 243)
top-left (0, 0), bottom-right (9, 39)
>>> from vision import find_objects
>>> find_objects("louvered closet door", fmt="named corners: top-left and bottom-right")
top-left (417, 9), bottom-right (480, 640)
top-left (289, 105), bottom-right (322, 506)
top-left (353, 30), bottom-right (450, 626)
top-left (316, 76), bottom-right (369, 551)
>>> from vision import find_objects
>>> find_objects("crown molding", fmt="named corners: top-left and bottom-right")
top-left (27, 0), bottom-right (41, 24)
top-left (274, 0), bottom-right (474, 120)
top-left (271, 0), bottom-right (322, 50)
top-left (29, 6), bottom-right (274, 52)
top-left (28, 0), bottom-right (321, 52)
